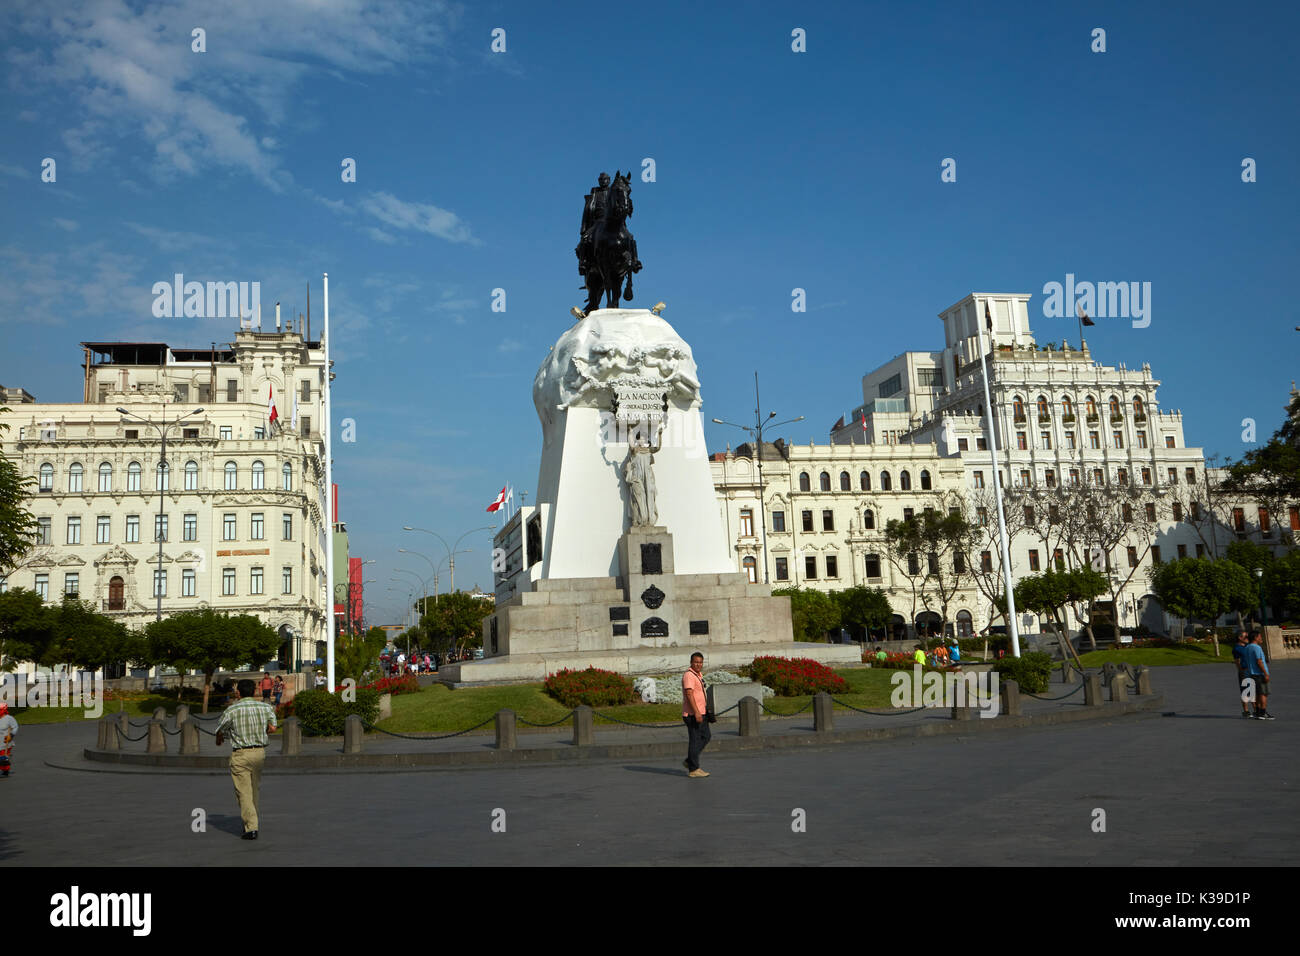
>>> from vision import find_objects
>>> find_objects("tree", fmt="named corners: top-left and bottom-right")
top-left (48, 598), bottom-right (144, 673)
top-left (1013, 567), bottom-right (1105, 666)
top-left (145, 609), bottom-right (280, 713)
top-left (884, 497), bottom-right (974, 637)
top-left (1221, 393), bottom-right (1300, 547)
top-left (335, 625), bottom-right (387, 684)
top-left (771, 586), bottom-right (841, 642)
top-left (965, 485), bottom-right (1026, 632)
top-left (420, 592), bottom-right (494, 653)
top-left (0, 407), bottom-right (41, 576)
top-left (0, 587), bottom-right (56, 671)
top-left (1149, 557), bottom-right (1255, 636)
top-left (832, 586), bottom-right (893, 641)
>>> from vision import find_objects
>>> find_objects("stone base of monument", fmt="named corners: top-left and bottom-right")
top-left (441, 526), bottom-right (860, 685)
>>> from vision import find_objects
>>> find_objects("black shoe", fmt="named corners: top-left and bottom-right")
top-left (1257, 712), bottom-right (1276, 721)
top-left (1243, 711), bottom-right (1254, 718)
top-left (241, 830), bottom-right (259, 840)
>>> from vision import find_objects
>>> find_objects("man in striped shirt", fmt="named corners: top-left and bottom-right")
top-left (214, 679), bottom-right (278, 840)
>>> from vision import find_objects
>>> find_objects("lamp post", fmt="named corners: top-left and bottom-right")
top-left (118, 405), bottom-right (204, 621)
top-left (403, 526), bottom-right (494, 594)
top-left (1254, 567), bottom-right (1267, 630)
top-left (712, 372), bottom-right (804, 585)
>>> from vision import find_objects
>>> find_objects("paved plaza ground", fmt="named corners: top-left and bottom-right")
top-left (1, 662), bottom-right (1293, 866)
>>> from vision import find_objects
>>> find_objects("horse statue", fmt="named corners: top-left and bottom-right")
top-left (578, 170), bottom-right (641, 315)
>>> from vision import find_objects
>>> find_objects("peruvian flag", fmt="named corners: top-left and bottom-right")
top-left (485, 485), bottom-right (507, 512)
top-left (267, 383), bottom-right (279, 425)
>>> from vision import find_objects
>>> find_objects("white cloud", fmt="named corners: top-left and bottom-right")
top-left (358, 191), bottom-right (476, 244)
top-left (53, 218), bottom-right (79, 231)
top-left (0, 163), bottom-right (32, 179)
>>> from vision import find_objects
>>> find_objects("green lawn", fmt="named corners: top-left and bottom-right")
top-left (379, 668), bottom-right (902, 734)
top-left (7, 693), bottom-right (220, 725)
top-left (1076, 643), bottom-right (1234, 668)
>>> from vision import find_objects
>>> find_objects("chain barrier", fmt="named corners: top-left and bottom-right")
top-left (113, 724), bottom-right (149, 743)
top-left (126, 718), bottom-right (152, 727)
top-left (358, 715), bottom-right (497, 741)
top-left (759, 699), bottom-right (815, 717)
top-left (1024, 682), bottom-right (1086, 701)
top-left (516, 713), bottom-right (574, 727)
top-left (828, 698), bottom-right (930, 716)
top-left (161, 726), bottom-right (182, 736)
top-left (591, 711), bottom-right (677, 729)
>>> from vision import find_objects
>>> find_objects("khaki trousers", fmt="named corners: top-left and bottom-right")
top-left (230, 747), bottom-right (266, 832)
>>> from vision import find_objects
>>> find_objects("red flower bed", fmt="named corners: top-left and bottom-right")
top-left (747, 656), bottom-right (848, 697)
top-left (544, 667), bottom-right (634, 707)
top-left (362, 675), bottom-right (420, 696)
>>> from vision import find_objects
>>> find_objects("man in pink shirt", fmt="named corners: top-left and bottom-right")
top-left (682, 652), bottom-right (711, 777)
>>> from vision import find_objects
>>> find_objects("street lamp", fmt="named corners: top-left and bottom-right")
top-left (712, 371), bottom-right (803, 585)
top-left (403, 526), bottom-right (494, 594)
top-left (118, 405), bottom-right (204, 621)
top-left (1254, 567), bottom-right (1267, 629)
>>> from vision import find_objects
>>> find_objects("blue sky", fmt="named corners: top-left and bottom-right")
top-left (2, 0), bottom-right (1297, 624)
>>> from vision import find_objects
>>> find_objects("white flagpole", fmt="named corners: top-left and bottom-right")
top-left (976, 300), bottom-right (1022, 657)
top-left (323, 272), bottom-right (336, 691)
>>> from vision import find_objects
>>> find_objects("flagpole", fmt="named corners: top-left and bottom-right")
top-left (977, 300), bottom-right (1022, 657)
top-left (323, 272), bottom-right (335, 692)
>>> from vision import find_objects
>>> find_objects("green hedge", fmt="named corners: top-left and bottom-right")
top-left (993, 652), bottom-right (1054, 694)
top-left (288, 688), bottom-right (381, 735)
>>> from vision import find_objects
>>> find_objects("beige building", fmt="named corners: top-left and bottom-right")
top-left (0, 324), bottom-right (332, 671)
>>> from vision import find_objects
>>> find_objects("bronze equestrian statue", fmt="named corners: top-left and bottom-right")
top-left (575, 170), bottom-right (642, 315)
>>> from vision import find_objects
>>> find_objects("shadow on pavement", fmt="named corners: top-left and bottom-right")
top-left (621, 765), bottom-right (690, 777)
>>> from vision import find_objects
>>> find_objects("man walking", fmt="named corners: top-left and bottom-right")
top-left (214, 678), bottom-right (278, 839)
top-left (0, 703), bottom-right (17, 778)
top-left (682, 652), bottom-right (710, 778)
top-left (1232, 631), bottom-right (1253, 718)
top-left (1242, 632), bottom-right (1274, 720)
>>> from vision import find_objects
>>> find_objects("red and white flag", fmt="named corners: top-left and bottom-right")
top-left (485, 485), bottom-right (507, 512)
top-left (267, 383), bottom-right (279, 425)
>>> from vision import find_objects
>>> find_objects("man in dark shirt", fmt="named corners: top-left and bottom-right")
top-left (1231, 632), bottom-right (1252, 718)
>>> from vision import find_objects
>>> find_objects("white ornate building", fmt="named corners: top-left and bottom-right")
top-left (0, 323), bottom-right (333, 671)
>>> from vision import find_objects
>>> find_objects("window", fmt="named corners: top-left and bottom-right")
top-left (252, 460), bottom-right (265, 490)
top-left (253, 427), bottom-right (265, 440)
top-left (1065, 432), bottom-right (1076, 450)
top-left (880, 471), bottom-right (892, 491)
top-left (282, 513), bottom-right (293, 540)
top-left (878, 373), bottom-right (902, 398)
top-left (182, 427), bottom-right (198, 440)
top-left (900, 470), bottom-right (912, 491)
top-left (1109, 395), bottom-right (1121, 416)
top-left (282, 463), bottom-right (292, 491)
top-left (1196, 544), bottom-right (1205, 557)
top-left (1037, 396), bottom-right (1049, 418)
top-left (183, 513), bottom-right (197, 541)
top-left (1086, 396), bottom-right (1097, 417)
top-left (739, 509), bottom-right (754, 537)
top-left (771, 511), bottom-right (786, 533)
top-left (300, 416), bottom-right (311, 437)
top-left (1232, 508), bottom-right (1245, 532)
top-left (126, 515), bottom-right (140, 543)
top-left (1291, 505), bottom-right (1300, 531)
top-left (1089, 431), bottom-right (1100, 449)
top-left (223, 514), bottom-right (237, 540)
top-left (1053, 548), bottom-right (1065, 569)
top-left (976, 437), bottom-right (987, 451)
top-left (918, 368), bottom-right (945, 388)
top-left (98, 462), bottom-right (112, 492)
top-left (863, 509), bottom-right (875, 530)
top-left (1177, 544), bottom-right (1187, 559)
top-left (805, 556), bottom-right (818, 580)
top-left (127, 461), bottom-right (141, 492)
top-left (1172, 502), bottom-right (1183, 521)
top-left (1190, 501), bottom-right (1202, 520)
top-left (1013, 396), bottom-right (1025, 422)
top-left (1016, 432), bottom-right (1027, 450)
top-left (1092, 468), bottom-right (1105, 486)
top-left (859, 471), bottom-right (871, 491)
top-left (156, 461), bottom-right (169, 491)
top-left (742, 556), bottom-right (757, 583)
top-left (972, 471), bottom-right (985, 489)
top-left (68, 463), bottom-right (83, 493)
top-left (1045, 470), bottom-right (1056, 488)
top-left (283, 567), bottom-right (294, 593)
top-left (774, 557), bottom-right (789, 581)
top-left (66, 516), bottom-right (81, 544)
top-left (1127, 546), bottom-right (1138, 568)
top-left (957, 438), bottom-right (969, 451)
top-left (1134, 397), bottom-right (1145, 419)
top-left (1069, 469), bottom-right (1079, 486)
top-left (1137, 431), bottom-right (1148, 449)
top-left (976, 507), bottom-right (988, 524)
top-left (64, 572), bottom-right (79, 597)
top-left (1185, 468), bottom-right (1196, 484)
top-left (183, 568), bottom-right (196, 597)
top-left (301, 380), bottom-right (311, 402)
top-left (1122, 503), bottom-right (1133, 522)
top-left (1259, 508), bottom-right (1272, 536)
top-left (1166, 435), bottom-right (1176, 448)
top-left (222, 568), bottom-right (236, 595)
top-left (224, 461), bottom-right (237, 490)
top-left (34, 574), bottom-right (49, 600)
top-left (980, 551), bottom-right (992, 572)
top-left (1024, 505), bottom-right (1035, 524)
top-left (1018, 469), bottom-right (1031, 487)
top-left (907, 553), bottom-right (920, 575)
top-left (798, 472), bottom-right (811, 492)
top-left (250, 566), bottom-right (264, 595)
top-left (39, 463), bottom-right (54, 491)
top-left (251, 513), bottom-right (264, 540)
top-left (864, 553), bottom-right (882, 578)
top-left (819, 472), bottom-right (831, 492)
top-left (1028, 549), bottom-right (1040, 571)
top-left (226, 380), bottom-right (238, 402)
top-left (1151, 546), bottom-right (1161, 564)
top-left (96, 515), bottom-right (111, 543)
top-left (185, 460), bottom-right (198, 490)
top-left (825, 555), bottom-right (839, 578)
top-left (801, 510), bottom-right (814, 532)
top-left (903, 507), bottom-right (914, 521)
top-left (1167, 468), bottom-right (1177, 485)
top-left (220, 426), bottom-right (232, 440)
top-left (197, 383), bottom-right (211, 403)
top-left (1112, 430), bottom-right (1124, 449)
top-left (1041, 432), bottom-right (1052, 450)
top-left (1141, 468), bottom-right (1152, 486)
top-left (154, 514), bottom-right (168, 542)
top-left (153, 569), bottom-right (167, 598)
top-left (1062, 396), bottom-right (1075, 419)
top-left (839, 471), bottom-right (851, 492)
top-left (1145, 503), bottom-right (1156, 521)
top-left (1117, 468), bottom-right (1129, 485)
top-left (928, 552), bottom-right (940, 574)
top-left (953, 553), bottom-right (965, 573)
top-left (822, 510), bottom-right (834, 532)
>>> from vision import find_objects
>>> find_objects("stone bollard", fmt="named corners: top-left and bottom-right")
top-left (281, 717), bottom-right (302, 755)
top-left (175, 704), bottom-right (190, 729)
top-left (1059, 662), bottom-right (1079, 684)
top-left (1110, 673), bottom-right (1130, 703)
top-left (152, 706), bottom-right (167, 722)
top-left (1000, 678), bottom-right (1021, 717)
top-left (1084, 672), bottom-right (1103, 706)
top-left (97, 717), bottom-right (115, 750)
top-left (146, 719), bottom-right (167, 754)
top-left (812, 692), bottom-right (834, 732)
top-left (572, 705), bottom-right (594, 746)
top-left (495, 709), bottom-right (517, 751)
top-left (738, 696), bottom-right (761, 737)
top-left (343, 714), bottom-right (364, 753)
top-left (179, 719), bottom-right (199, 755)
top-left (1135, 665), bottom-right (1153, 696)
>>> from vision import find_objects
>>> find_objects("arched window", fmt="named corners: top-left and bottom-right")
top-left (819, 471), bottom-right (831, 492)
top-left (742, 556), bottom-right (757, 584)
top-left (107, 576), bottom-right (125, 611)
top-left (798, 472), bottom-right (811, 492)
top-left (920, 469), bottom-right (932, 491)
top-left (956, 609), bottom-right (974, 638)
top-left (1086, 395), bottom-right (1097, 417)
top-left (252, 460), bottom-right (265, 490)
top-left (1013, 396), bottom-right (1025, 422)
top-left (184, 460), bottom-right (198, 490)
top-left (282, 462), bottom-right (293, 491)
top-left (1062, 396), bottom-right (1075, 418)
top-left (1109, 395), bottom-right (1121, 416)
top-left (155, 460), bottom-right (169, 491)
top-left (1037, 395), bottom-right (1049, 418)
top-left (98, 462), bottom-right (113, 492)
top-left (899, 470), bottom-right (912, 491)
top-left (839, 471), bottom-right (851, 492)
top-left (127, 461), bottom-right (141, 492)
top-left (39, 462), bottom-right (54, 491)
top-left (880, 471), bottom-right (892, 491)
top-left (1133, 396), bottom-right (1145, 418)
top-left (224, 461), bottom-right (238, 490)
top-left (68, 462), bottom-right (83, 493)
top-left (859, 470), bottom-right (871, 491)
top-left (863, 509), bottom-right (875, 530)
